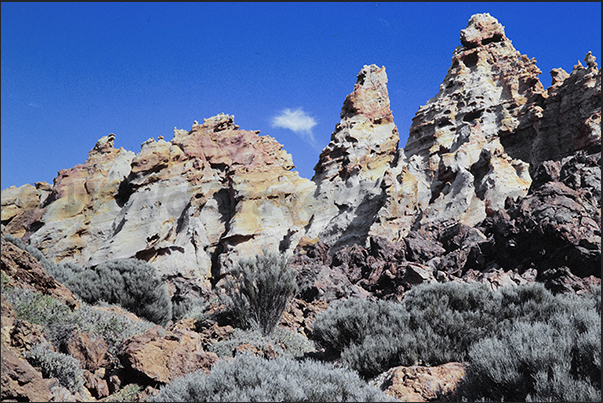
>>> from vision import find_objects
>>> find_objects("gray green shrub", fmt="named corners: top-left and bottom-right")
top-left (4, 235), bottom-right (172, 326)
top-left (24, 342), bottom-right (85, 394)
top-left (457, 311), bottom-right (601, 402)
top-left (2, 285), bottom-right (154, 356)
top-left (209, 327), bottom-right (314, 359)
top-left (311, 282), bottom-right (602, 386)
top-left (149, 353), bottom-right (398, 402)
top-left (221, 252), bottom-right (297, 336)
top-left (64, 258), bottom-right (172, 326)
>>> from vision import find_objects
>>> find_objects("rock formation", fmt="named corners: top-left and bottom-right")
top-left (306, 64), bottom-right (400, 249)
top-left (3, 115), bottom-right (316, 294)
top-left (1, 13), bottom-right (600, 301)
top-left (0, 12), bottom-right (600, 403)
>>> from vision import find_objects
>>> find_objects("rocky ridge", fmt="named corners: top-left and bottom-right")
top-left (2, 12), bottom-right (600, 301)
top-left (1, 12), bottom-right (601, 403)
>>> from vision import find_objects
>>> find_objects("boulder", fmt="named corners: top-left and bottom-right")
top-left (371, 362), bottom-right (467, 402)
top-left (118, 324), bottom-right (218, 384)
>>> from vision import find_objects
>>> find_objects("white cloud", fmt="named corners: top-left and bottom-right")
top-left (272, 108), bottom-right (318, 148)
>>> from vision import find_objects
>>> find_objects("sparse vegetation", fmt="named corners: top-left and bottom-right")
top-left (209, 327), bottom-right (314, 359)
top-left (2, 285), bottom-right (154, 355)
top-left (221, 252), bottom-right (297, 336)
top-left (24, 342), bottom-right (85, 394)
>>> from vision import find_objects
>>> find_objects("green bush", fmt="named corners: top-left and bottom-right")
top-left (24, 342), bottom-right (85, 394)
top-left (64, 258), bottom-right (172, 326)
top-left (149, 354), bottom-right (398, 402)
top-left (221, 252), bottom-right (297, 336)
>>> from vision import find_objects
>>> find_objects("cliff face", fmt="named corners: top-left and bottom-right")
top-left (2, 115), bottom-right (315, 291)
top-left (1, 13), bottom-right (600, 299)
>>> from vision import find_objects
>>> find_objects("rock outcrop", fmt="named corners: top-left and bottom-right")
top-left (1, 13), bottom-right (600, 302)
top-left (306, 64), bottom-right (400, 250)
top-left (3, 115), bottom-right (316, 294)
top-left (118, 322), bottom-right (218, 384)
top-left (371, 362), bottom-right (467, 402)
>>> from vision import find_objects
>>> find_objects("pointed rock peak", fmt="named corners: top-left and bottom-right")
top-left (340, 64), bottom-right (393, 124)
top-left (89, 133), bottom-right (116, 156)
top-left (460, 13), bottom-right (508, 49)
top-left (584, 51), bottom-right (598, 69)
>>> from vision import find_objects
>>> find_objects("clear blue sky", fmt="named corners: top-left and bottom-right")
top-left (2, 2), bottom-right (601, 190)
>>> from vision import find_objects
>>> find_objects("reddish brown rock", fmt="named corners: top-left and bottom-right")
top-left (1, 343), bottom-right (53, 402)
top-left (66, 332), bottom-right (110, 372)
top-left (0, 237), bottom-right (79, 309)
top-left (118, 324), bottom-right (218, 384)
top-left (10, 319), bottom-right (50, 353)
top-left (372, 362), bottom-right (467, 402)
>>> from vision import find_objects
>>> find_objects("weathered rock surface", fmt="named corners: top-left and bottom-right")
top-left (6, 115), bottom-right (315, 295)
top-left (118, 322), bottom-right (218, 384)
top-left (371, 362), bottom-right (467, 402)
top-left (1, 343), bottom-right (54, 402)
top-left (1, 12), bottom-right (600, 304)
top-left (306, 64), bottom-right (401, 249)
top-left (66, 332), bottom-right (110, 373)
top-left (1, 182), bottom-right (51, 240)
top-left (1, 234), bottom-right (80, 309)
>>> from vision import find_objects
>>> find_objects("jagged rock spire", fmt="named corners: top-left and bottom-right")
top-left (306, 64), bottom-right (399, 249)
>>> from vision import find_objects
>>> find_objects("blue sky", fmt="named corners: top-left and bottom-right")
top-left (1, 2), bottom-right (601, 190)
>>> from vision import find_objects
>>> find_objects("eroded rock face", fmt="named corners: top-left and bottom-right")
top-left (403, 13), bottom-right (540, 228)
top-left (306, 64), bottom-right (400, 250)
top-left (1, 13), bottom-right (599, 305)
top-left (1, 182), bottom-right (51, 240)
top-left (6, 115), bottom-right (315, 292)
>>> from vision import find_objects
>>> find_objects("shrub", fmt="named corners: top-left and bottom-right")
top-left (2, 285), bottom-right (154, 356)
top-left (2, 286), bottom-right (78, 349)
top-left (172, 296), bottom-right (210, 322)
top-left (64, 258), bottom-right (172, 325)
top-left (75, 302), bottom-right (155, 357)
top-left (311, 282), bottom-right (602, 380)
top-left (312, 298), bottom-right (409, 354)
top-left (24, 342), bottom-right (85, 394)
top-left (209, 327), bottom-right (314, 359)
top-left (149, 354), bottom-right (398, 402)
top-left (221, 252), bottom-right (297, 336)
top-left (457, 313), bottom-right (601, 402)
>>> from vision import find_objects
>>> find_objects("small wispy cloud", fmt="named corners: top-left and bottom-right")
top-left (28, 102), bottom-right (42, 108)
top-left (272, 107), bottom-right (318, 148)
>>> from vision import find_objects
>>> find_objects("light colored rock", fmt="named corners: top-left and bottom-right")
top-left (529, 52), bottom-right (600, 165)
top-left (306, 64), bottom-right (400, 250)
top-left (12, 115), bottom-right (315, 291)
top-left (396, 13), bottom-right (544, 228)
top-left (29, 133), bottom-right (135, 263)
